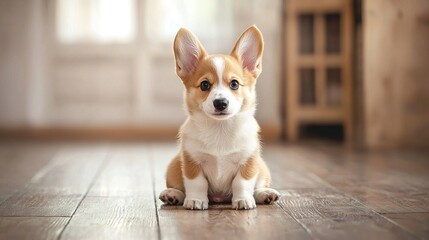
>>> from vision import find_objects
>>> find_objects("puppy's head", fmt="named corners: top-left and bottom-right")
top-left (173, 26), bottom-right (264, 120)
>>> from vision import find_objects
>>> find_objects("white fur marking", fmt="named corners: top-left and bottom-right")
top-left (212, 57), bottom-right (225, 87)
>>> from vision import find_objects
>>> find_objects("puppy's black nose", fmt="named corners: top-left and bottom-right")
top-left (213, 98), bottom-right (229, 111)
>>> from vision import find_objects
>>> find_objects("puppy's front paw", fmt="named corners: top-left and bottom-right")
top-left (183, 197), bottom-right (209, 210)
top-left (254, 188), bottom-right (281, 204)
top-left (159, 188), bottom-right (185, 205)
top-left (232, 194), bottom-right (256, 210)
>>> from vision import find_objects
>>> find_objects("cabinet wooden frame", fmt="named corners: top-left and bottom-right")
top-left (284, 0), bottom-right (353, 142)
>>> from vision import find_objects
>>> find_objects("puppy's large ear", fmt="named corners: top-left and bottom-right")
top-left (231, 26), bottom-right (264, 78)
top-left (173, 28), bottom-right (207, 79)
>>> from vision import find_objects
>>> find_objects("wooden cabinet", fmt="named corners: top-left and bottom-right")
top-left (285, 0), bottom-right (353, 141)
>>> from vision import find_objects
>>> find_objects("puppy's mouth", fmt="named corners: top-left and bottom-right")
top-left (212, 112), bottom-right (229, 116)
top-left (208, 111), bottom-right (232, 120)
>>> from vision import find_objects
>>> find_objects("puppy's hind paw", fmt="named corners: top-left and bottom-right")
top-left (159, 188), bottom-right (185, 205)
top-left (254, 188), bottom-right (281, 204)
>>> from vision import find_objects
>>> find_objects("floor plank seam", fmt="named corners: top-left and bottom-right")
top-left (149, 145), bottom-right (162, 240)
top-left (56, 152), bottom-right (111, 240)
top-left (380, 212), bottom-right (429, 215)
top-left (379, 215), bottom-right (423, 240)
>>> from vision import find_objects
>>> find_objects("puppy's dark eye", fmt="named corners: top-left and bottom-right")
top-left (200, 80), bottom-right (211, 91)
top-left (229, 80), bottom-right (239, 90)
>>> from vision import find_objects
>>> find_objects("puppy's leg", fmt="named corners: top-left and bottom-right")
top-left (232, 174), bottom-right (257, 210)
top-left (159, 154), bottom-right (185, 205)
top-left (183, 174), bottom-right (209, 210)
top-left (254, 159), bottom-right (280, 204)
top-left (182, 151), bottom-right (209, 210)
top-left (231, 155), bottom-right (259, 210)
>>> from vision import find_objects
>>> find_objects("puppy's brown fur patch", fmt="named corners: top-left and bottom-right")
top-left (239, 153), bottom-right (271, 188)
top-left (166, 154), bottom-right (185, 192)
top-left (182, 151), bottom-right (201, 179)
top-left (240, 154), bottom-right (259, 180)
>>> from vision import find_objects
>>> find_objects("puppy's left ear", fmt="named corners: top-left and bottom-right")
top-left (231, 25), bottom-right (264, 78)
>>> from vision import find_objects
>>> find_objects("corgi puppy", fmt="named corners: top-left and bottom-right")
top-left (159, 26), bottom-right (280, 210)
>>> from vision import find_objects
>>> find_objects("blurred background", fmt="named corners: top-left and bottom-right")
top-left (0, 0), bottom-right (428, 149)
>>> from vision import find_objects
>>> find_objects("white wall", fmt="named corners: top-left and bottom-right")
top-left (0, 0), bottom-right (31, 126)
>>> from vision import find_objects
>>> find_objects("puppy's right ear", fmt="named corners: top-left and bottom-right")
top-left (173, 28), bottom-right (207, 79)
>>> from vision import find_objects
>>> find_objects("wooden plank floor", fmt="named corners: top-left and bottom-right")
top-left (0, 141), bottom-right (427, 240)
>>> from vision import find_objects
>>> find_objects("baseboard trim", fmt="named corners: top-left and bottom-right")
top-left (0, 126), bottom-right (179, 141)
top-left (0, 124), bottom-right (281, 141)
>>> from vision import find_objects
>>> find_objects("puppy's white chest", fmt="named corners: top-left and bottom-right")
top-left (195, 152), bottom-right (244, 195)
